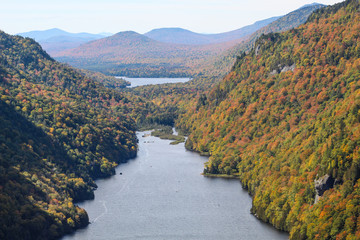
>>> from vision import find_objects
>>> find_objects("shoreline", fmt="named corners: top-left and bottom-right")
top-left (202, 173), bottom-right (241, 179)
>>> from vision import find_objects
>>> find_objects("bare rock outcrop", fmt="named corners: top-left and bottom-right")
top-left (314, 174), bottom-right (335, 204)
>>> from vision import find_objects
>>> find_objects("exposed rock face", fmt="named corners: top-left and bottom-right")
top-left (314, 174), bottom-right (335, 204)
top-left (269, 69), bottom-right (278, 75)
top-left (280, 64), bottom-right (296, 73)
top-left (269, 64), bottom-right (296, 75)
top-left (255, 44), bottom-right (261, 56)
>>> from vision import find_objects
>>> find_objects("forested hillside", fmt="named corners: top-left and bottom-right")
top-left (0, 100), bottom-right (90, 239)
top-left (0, 31), bottom-right (150, 239)
top-left (177, 0), bottom-right (360, 238)
top-left (119, 4), bottom-right (327, 111)
top-left (3, 0), bottom-right (360, 239)
top-left (77, 69), bottom-right (130, 89)
top-left (204, 3), bottom-right (325, 78)
top-left (238, 3), bottom-right (325, 52)
top-left (54, 31), bottom-right (237, 78)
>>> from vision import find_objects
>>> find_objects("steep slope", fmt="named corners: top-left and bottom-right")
top-left (204, 17), bottom-right (280, 44)
top-left (144, 17), bottom-right (279, 45)
top-left (54, 31), bottom-right (235, 77)
top-left (203, 3), bottom-right (325, 78)
top-left (0, 31), bottom-right (140, 239)
top-left (177, 0), bottom-right (360, 239)
top-left (233, 3), bottom-right (325, 53)
top-left (0, 101), bottom-right (89, 239)
top-left (18, 28), bottom-right (109, 54)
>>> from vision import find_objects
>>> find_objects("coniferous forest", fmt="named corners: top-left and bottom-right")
top-left (1, 0), bottom-right (360, 239)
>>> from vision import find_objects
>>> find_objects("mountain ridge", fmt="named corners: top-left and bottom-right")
top-left (200, 3), bottom-right (326, 78)
top-left (17, 28), bottom-right (110, 41)
top-left (53, 30), bottom-right (237, 77)
top-left (52, 3), bottom-right (326, 78)
top-left (17, 28), bottom-right (111, 54)
top-left (144, 16), bottom-right (280, 45)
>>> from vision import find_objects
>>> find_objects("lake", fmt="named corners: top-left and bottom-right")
top-left (62, 132), bottom-right (289, 240)
top-left (118, 77), bottom-right (191, 88)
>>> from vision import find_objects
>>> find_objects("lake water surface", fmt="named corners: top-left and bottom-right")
top-left (118, 77), bottom-right (190, 88)
top-left (63, 132), bottom-right (288, 240)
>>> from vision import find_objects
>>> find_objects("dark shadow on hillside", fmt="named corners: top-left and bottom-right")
top-left (0, 100), bottom-right (89, 239)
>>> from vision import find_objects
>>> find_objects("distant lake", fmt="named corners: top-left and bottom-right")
top-left (117, 77), bottom-right (191, 88)
top-left (63, 131), bottom-right (289, 240)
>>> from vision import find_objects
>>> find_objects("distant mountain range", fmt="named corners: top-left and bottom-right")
top-left (53, 31), bottom-right (236, 77)
top-left (144, 17), bottom-right (280, 45)
top-left (17, 28), bottom-right (111, 54)
top-left (20, 3), bottom-right (325, 77)
top-left (17, 28), bottom-right (111, 41)
top-left (52, 16), bottom-right (285, 77)
top-left (17, 16), bottom-right (278, 55)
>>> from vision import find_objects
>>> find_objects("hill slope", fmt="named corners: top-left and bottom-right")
top-left (0, 30), bottom-right (140, 239)
top-left (0, 100), bottom-right (89, 239)
top-left (177, 0), bottom-right (360, 239)
top-left (54, 31), bottom-right (236, 77)
top-left (203, 3), bottom-right (325, 78)
top-left (233, 3), bottom-right (325, 53)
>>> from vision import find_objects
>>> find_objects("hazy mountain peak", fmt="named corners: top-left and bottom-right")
top-left (17, 28), bottom-right (69, 41)
top-left (114, 30), bottom-right (142, 36)
top-left (298, 2), bottom-right (325, 9)
top-left (111, 31), bottom-right (155, 43)
top-left (144, 16), bottom-right (280, 45)
top-left (17, 28), bottom-right (110, 54)
top-left (147, 27), bottom-right (195, 33)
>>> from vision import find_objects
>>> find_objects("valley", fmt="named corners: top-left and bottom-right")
top-left (19, 3), bottom-right (323, 79)
top-left (1, 0), bottom-right (360, 239)
top-left (62, 132), bottom-right (289, 240)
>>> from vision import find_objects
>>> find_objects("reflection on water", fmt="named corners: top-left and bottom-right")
top-left (63, 132), bottom-right (288, 240)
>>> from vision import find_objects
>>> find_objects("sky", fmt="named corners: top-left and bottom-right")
top-left (1, 0), bottom-right (344, 35)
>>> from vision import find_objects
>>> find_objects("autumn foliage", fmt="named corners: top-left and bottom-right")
top-left (0, 31), bottom-right (140, 238)
top-left (177, 0), bottom-right (360, 238)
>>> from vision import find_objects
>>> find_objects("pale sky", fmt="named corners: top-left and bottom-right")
top-left (1, 0), bottom-right (344, 35)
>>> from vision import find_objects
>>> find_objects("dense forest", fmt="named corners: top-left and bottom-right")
top-left (176, 0), bottom-right (360, 238)
top-left (204, 4), bottom-right (325, 79)
top-left (0, 31), bottom-right (173, 239)
top-left (2, 0), bottom-right (360, 239)
top-left (76, 69), bottom-right (130, 89)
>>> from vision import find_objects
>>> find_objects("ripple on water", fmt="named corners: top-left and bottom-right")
top-left (62, 131), bottom-right (289, 240)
